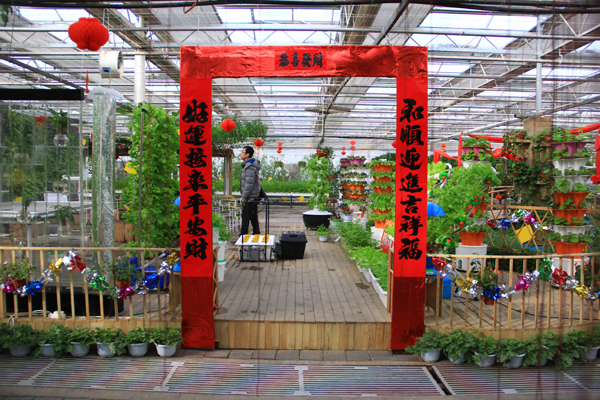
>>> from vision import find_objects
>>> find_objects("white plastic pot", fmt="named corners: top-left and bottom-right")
top-left (449, 353), bottom-right (466, 364)
top-left (127, 342), bottom-right (149, 357)
top-left (156, 343), bottom-right (177, 358)
top-left (318, 235), bottom-right (329, 242)
top-left (582, 346), bottom-right (600, 362)
top-left (39, 343), bottom-right (56, 357)
top-left (96, 342), bottom-right (118, 358)
top-left (70, 342), bottom-right (90, 358)
top-left (505, 353), bottom-right (526, 369)
top-left (9, 344), bottom-right (31, 357)
top-left (476, 353), bottom-right (497, 368)
top-left (421, 349), bottom-right (441, 363)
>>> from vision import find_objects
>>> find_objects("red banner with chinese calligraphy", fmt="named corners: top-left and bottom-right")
top-left (392, 76), bottom-right (428, 350)
top-left (180, 77), bottom-right (214, 348)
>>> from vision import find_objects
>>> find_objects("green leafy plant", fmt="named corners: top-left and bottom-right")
top-left (93, 328), bottom-right (127, 355)
top-left (48, 109), bottom-right (70, 131)
top-left (442, 329), bottom-right (478, 362)
top-left (347, 246), bottom-right (388, 290)
top-left (405, 329), bottom-right (447, 355)
top-left (113, 256), bottom-right (139, 282)
top-left (53, 205), bottom-right (78, 225)
top-left (332, 220), bottom-right (375, 248)
top-left (211, 116), bottom-right (268, 150)
top-left (212, 211), bottom-right (232, 241)
top-left (470, 335), bottom-right (499, 363)
top-left (68, 327), bottom-right (96, 347)
top-left (2, 324), bottom-right (39, 349)
top-left (469, 265), bottom-right (499, 289)
top-left (2, 259), bottom-right (34, 281)
top-left (149, 327), bottom-right (183, 346)
top-left (523, 333), bottom-right (558, 367)
top-left (125, 328), bottom-right (150, 344)
top-left (306, 154), bottom-right (333, 211)
top-left (35, 324), bottom-right (72, 358)
top-left (498, 338), bottom-right (529, 367)
top-left (315, 224), bottom-right (330, 237)
top-left (554, 331), bottom-right (585, 370)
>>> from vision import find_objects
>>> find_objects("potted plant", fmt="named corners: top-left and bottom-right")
top-left (443, 329), bottom-right (478, 364)
top-left (498, 338), bottom-right (529, 368)
top-left (2, 324), bottom-right (38, 357)
top-left (471, 335), bottom-right (499, 368)
top-left (68, 327), bottom-right (95, 357)
top-left (303, 154), bottom-right (333, 229)
top-left (315, 224), bottom-right (330, 242)
top-left (113, 256), bottom-right (139, 290)
top-left (2, 259), bottom-right (34, 289)
top-left (469, 265), bottom-right (499, 305)
top-left (149, 327), bottom-right (183, 358)
top-left (404, 328), bottom-right (447, 363)
top-left (53, 205), bottom-right (78, 234)
top-left (554, 331), bottom-right (586, 370)
top-left (48, 108), bottom-right (70, 147)
top-left (94, 327), bottom-right (126, 358)
top-left (35, 324), bottom-right (72, 358)
top-left (584, 325), bottom-right (600, 362)
top-left (524, 333), bottom-right (558, 367)
top-left (125, 328), bottom-right (150, 357)
top-left (458, 219), bottom-right (491, 246)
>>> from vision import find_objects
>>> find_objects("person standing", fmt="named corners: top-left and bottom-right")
top-left (239, 146), bottom-right (262, 235)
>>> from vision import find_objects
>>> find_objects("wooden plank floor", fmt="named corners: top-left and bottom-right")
top-left (215, 205), bottom-right (390, 324)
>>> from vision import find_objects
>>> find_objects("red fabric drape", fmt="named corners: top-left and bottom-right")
top-left (570, 123), bottom-right (600, 134)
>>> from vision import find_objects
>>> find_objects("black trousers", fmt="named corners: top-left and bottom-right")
top-left (241, 199), bottom-right (260, 235)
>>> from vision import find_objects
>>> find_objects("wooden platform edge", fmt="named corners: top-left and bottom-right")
top-left (215, 320), bottom-right (392, 350)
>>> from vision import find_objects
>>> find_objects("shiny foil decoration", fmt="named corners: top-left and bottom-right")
top-left (24, 281), bottom-right (42, 296)
top-left (1, 279), bottom-right (15, 294)
top-left (90, 275), bottom-right (109, 291)
top-left (573, 284), bottom-right (589, 299)
top-left (69, 255), bottom-right (87, 272)
top-left (118, 286), bottom-right (135, 299)
top-left (561, 276), bottom-right (579, 291)
top-left (166, 252), bottom-right (180, 266)
top-left (538, 258), bottom-right (553, 281)
top-left (551, 269), bottom-right (568, 286)
top-left (486, 220), bottom-right (496, 228)
top-left (144, 273), bottom-right (159, 290)
top-left (40, 270), bottom-right (55, 285)
top-left (136, 284), bottom-right (149, 296)
top-left (48, 260), bottom-right (62, 275)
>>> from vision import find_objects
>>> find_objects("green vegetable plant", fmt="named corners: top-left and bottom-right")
top-left (35, 324), bottom-right (72, 358)
top-left (332, 220), bottom-right (375, 248)
top-left (2, 259), bottom-right (34, 281)
top-left (149, 327), bottom-right (183, 346)
top-left (53, 205), bottom-right (78, 225)
top-left (554, 331), bottom-right (585, 370)
top-left (405, 329), bottom-right (447, 355)
top-left (212, 212), bottom-right (232, 241)
top-left (93, 328), bottom-right (127, 355)
top-left (2, 324), bottom-right (39, 349)
top-left (306, 154), bottom-right (333, 211)
top-left (68, 327), bottom-right (96, 347)
top-left (347, 246), bottom-right (388, 290)
top-left (125, 328), bottom-right (150, 344)
top-left (523, 333), bottom-right (558, 367)
top-left (470, 335), bottom-right (499, 363)
top-left (315, 225), bottom-right (330, 237)
top-left (469, 265), bottom-right (499, 290)
top-left (442, 329), bottom-right (478, 362)
top-left (498, 338), bottom-right (529, 367)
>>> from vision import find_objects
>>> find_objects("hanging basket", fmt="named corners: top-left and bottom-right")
top-left (459, 231), bottom-right (485, 246)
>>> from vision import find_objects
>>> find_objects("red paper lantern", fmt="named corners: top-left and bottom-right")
top-left (254, 139), bottom-right (264, 148)
top-left (277, 140), bottom-right (283, 146)
top-left (350, 140), bottom-right (356, 145)
top-left (392, 141), bottom-right (396, 148)
top-left (341, 146), bottom-right (346, 150)
top-left (350, 146), bottom-right (355, 150)
top-left (68, 18), bottom-right (109, 51)
top-left (220, 119), bottom-right (236, 132)
top-left (277, 149), bottom-right (282, 154)
top-left (341, 151), bottom-right (346, 155)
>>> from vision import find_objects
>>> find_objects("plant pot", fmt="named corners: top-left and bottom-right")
top-left (467, 204), bottom-right (488, 215)
top-left (505, 353), bottom-right (526, 369)
top-left (70, 342), bottom-right (90, 358)
top-left (39, 343), bottom-right (56, 357)
top-left (582, 346), bottom-right (600, 362)
top-left (420, 349), bottom-right (441, 363)
top-left (476, 353), bottom-right (496, 368)
top-left (374, 220), bottom-right (386, 229)
top-left (459, 231), bottom-right (485, 246)
top-left (318, 235), bottom-right (328, 242)
top-left (552, 158), bottom-right (588, 174)
top-left (374, 176), bottom-right (392, 183)
top-left (482, 294), bottom-right (495, 305)
top-left (11, 278), bottom-right (27, 289)
top-left (551, 241), bottom-right (588, 255)
top-left (117, 280), bottom-right (131, 290)
top-left (53, 134), bottom-right (69, 147)
top-left (553, 192), bottom-right (589, 207)
top-left (449, 353), bottom-right (466, 364)
top-left (127, 342), bottom-right (149, 357)
top-left (550, 141), bottom-right (589, 158)
top-left (341, 214), bottom-right (353, 222)
top-left (9, 344), bottom-right (31, 357)
top-left (96, 342), bottom-right (118, 358)
top-left (552, 208), bottom-right (589, 225)
top-left (303, 210), bottom-right (332, 229)
top-left (156, 343), bottom-right (177, 358)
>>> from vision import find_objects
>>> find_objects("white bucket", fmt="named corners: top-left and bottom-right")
top-left (217, 240), bottom-right (227, 260)
top-left (217, 260), bottom-right (227, 282)
top-left (213, 226), bottom-right (220, 244)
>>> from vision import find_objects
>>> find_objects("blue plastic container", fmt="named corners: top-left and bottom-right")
top-left (425, 265), bottom-right (453, 299)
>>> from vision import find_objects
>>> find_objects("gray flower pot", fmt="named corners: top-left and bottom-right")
top-left (156, 343), bottom-right (177, 358)
top-left (96, 342), bottom-right (118, 358)
top-left (421, 349), bottom-right (441, 363)
top-left (534, 356), bottom-right (548, 367)
top-left (39, 343), bottom-right (56, 357)
top-left (127, 342), bottom-right (148, 357)
top-left (505, 353), bottom-right (526, 369)
top-left (582, 346), bottom-right (600, 362)
top-left (70, 342), bottom-right (89, 358)
top-left (9, 344), bottom-right (31, 357)
top-left (449, 353), bottom-right (466, 364)
top-left (476, 353), bottom-right (496, 368)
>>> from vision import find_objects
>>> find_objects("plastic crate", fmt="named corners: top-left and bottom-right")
top-left (280, 231), bottom-right (308, 259)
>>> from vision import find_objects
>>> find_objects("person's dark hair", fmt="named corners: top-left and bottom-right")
top-left (243, 146), bottom-right (254, 158)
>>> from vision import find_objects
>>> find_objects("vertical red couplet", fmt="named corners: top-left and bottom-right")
top-left (392, 76), bottom-right (428, 350)
top-left (180, 77), bottom-right (215, 348)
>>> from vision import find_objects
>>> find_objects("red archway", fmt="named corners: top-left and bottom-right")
top-left (180, 45), bottom-right (428, 350)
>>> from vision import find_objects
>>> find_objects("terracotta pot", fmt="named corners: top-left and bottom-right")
top-left (466, 204), bottom-right (488, 215)
top-left (459, 231), bottom-right (485, 246)
top-left (482, 295), bottom-right (495, 305)
top-left (553, 192), bottom-right (589, 207)
top-left (553, 208), bottom-right (589, 225)
top-left (374, 220), bottom-right (386, 229)
top-left (11, 279), bottom-right (27, 289)
top-left (117, 280), bottom-right (131, 290)
top-left (552, 241), bottom-right (588, 255)
top-left (349, 184), bottom-right (356, 191)
top-left (374, 176), bottom-right (392, 183)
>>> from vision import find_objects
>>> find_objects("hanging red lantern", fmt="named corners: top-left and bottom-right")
top-left (341, 146), bottom-right (346, 150)
top-left (254, 139), bottom-right (264, 148)
top-left (277, 149), bottom-right (282, 154)
top-left (277, 140), bottom-right (283, 146)
top-left (220, 119), bottom-right (236, 132)
top-left (341, 151), bottom-right (346, 155)
top-left (68, 18), bottom-right (109, 51)
top-left (392, 141), bottom-right (396, 148)
top-left (350, 146), bottom-right (355, 150)
top-left (350, 140), bottom-right (356, 145)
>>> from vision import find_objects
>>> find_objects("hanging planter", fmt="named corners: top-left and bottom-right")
top-left (553, 192), bottom-right (589, 206)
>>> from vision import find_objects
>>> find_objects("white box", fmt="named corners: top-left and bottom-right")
top-left (455, 243), bottom-right (488, 272)
top-left (235, 234), bottom-right (276, 262)
top-left (552, 256), bottom-right (588, 276)
top-left (371, 227), bottom-right (384, 242)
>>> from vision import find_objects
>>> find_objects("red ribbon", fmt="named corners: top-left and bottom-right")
top-left (552, 268), bottom-right (568, 286)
